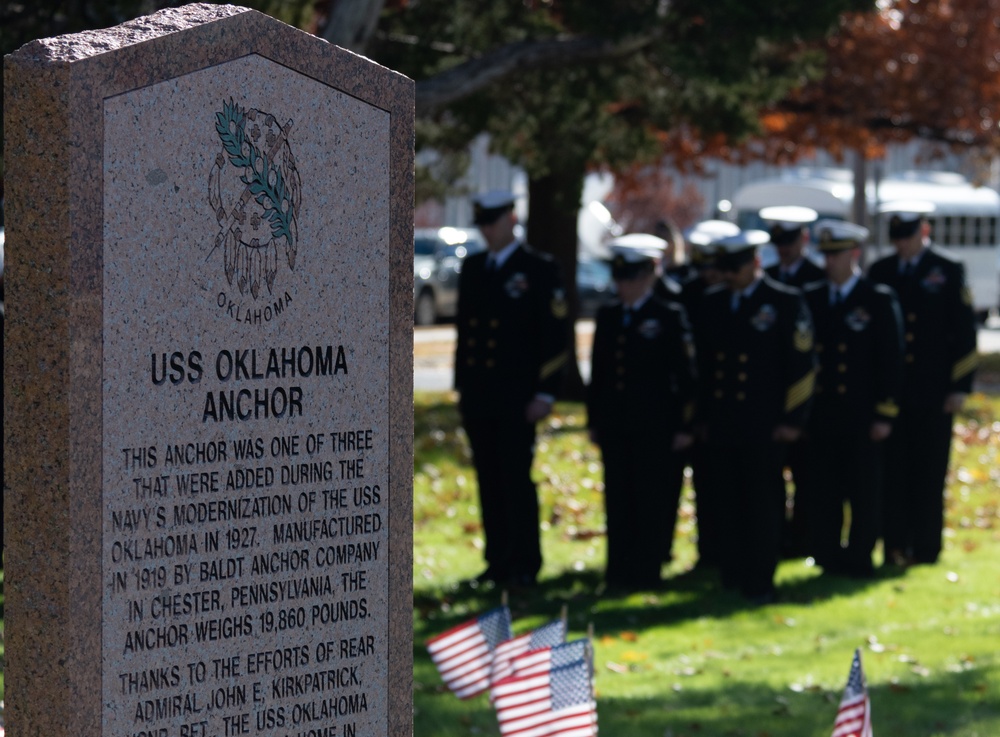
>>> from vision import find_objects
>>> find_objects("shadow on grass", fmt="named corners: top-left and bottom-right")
top-left (413, 660), bottom-right (1000, 737)
top-left (415, 563), bottom-right (906, 644)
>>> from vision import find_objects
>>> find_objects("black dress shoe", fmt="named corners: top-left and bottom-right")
top-left (744, 589), bottom-right (776, 606)
top-left (464, 568), bottom-right (504, 587)
top-left (508, 573), bottom-right (537, 588)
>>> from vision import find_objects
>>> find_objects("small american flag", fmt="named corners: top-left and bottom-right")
top-left (502, 638), bottom-right (592, 682)
top-left (493, 657), bottom-right (597, 737)
top-left (833, 648), bottom-right (873, 737)
top-left (426, 606), bottom-right (512, 699)
top-left (490, 618), bottom-right (567, 688)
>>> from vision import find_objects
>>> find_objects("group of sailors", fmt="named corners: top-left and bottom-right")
top-left (587, 202), bottom-right (978, 602)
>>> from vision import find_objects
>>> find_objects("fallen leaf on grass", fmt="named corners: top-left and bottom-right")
top-left (606, 661), bottom-right (630, 674)
top-left (788, 682), bottom-right (823, 693)
top-left (621, 650), bottom-right (648, 663)
top-left (867, 635), bottom-right (885, 653)
top-left (565, 527), bottom-right (604, 541)
top-left (620, 631), bottom-right (639, 642)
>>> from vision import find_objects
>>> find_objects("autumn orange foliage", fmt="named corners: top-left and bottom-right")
top-left (655, 0), bottom-right (1000, 173)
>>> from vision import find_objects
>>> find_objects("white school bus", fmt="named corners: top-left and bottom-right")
top-left (731, 167), bottom-right (1000, 314)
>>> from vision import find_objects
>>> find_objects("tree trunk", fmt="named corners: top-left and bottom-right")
top-left (526, 159), bottom-right (588, 401)
top-left (319, 0), bottom-right (386, 53)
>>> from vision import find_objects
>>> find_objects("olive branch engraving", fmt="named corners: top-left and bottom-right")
top-left (208, 99), bottom-right (301, 299)
top-left (214, 98), bottom-right (295, 246)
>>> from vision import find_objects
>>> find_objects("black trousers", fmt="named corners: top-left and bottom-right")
top-left (882, 404), bottom-right (955, 563)
top-left (599, 432), bottom-right (683, 587)
top-left (704, 440), bottom-right (787, 598)
top-left (806, 427), bottom-right (884, 575)
top-left (781, 439), bottom-right (813, 558)
top-left (689, 441), bottom-right (724, 568)
top-left (461, 408), bottom-right (542, 580)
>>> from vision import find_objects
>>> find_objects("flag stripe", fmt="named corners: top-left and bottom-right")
top-left (502, 705), bottom-right (596, 737)
top-left (495, 658), bottom-right (596, 737)
top-left (428, 622), bottom-right (483, 652)
top-left (831, 649), bottom-right (872, 737)
top-left (427, 606), bottom-right (512, 700)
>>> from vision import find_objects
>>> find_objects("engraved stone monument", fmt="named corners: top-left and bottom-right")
top-left (4, 5), bottom-right (414, 736)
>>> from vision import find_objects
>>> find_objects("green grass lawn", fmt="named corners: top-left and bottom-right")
top-left (413, 391), bottom-right (1000, 737)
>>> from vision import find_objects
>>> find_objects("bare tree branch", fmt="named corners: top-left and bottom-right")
top-left (414, 31), bottom-right (661, 119)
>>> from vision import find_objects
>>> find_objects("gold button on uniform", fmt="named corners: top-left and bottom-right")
top-left (838, 385), bottom-right (846, 394)
top-left (737, 392), bottom-right (746, 401)
top-left (838, 364), bottom-right (847, 373)
top-left (490, 319), bottom-right (499, 328)
top-left (738, 372), bottom-right (747, 382)
top-left (905, 333), bottom-right (914, 342)
top-left (739, 354), bottom-right (748, 363)
top-left (839, 343), bottom-right (847, 353)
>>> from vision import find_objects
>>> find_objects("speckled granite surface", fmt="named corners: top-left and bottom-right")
top-left (4, 5), bottom-right (413, 735)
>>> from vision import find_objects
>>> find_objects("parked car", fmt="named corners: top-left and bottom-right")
top-left (413, 226), bottom-right (485, 325)
top-left (576, 258), bottom-right (614, 317)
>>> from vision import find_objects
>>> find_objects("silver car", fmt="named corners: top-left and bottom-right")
top-left (413, 226), bottom-right (485, 325)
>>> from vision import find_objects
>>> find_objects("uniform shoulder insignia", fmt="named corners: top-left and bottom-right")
top-left (961, 285), bottom-right (973, 307)
top-left (551, 288), bottom-right (568, 318)
top-left (793, 307), bottom-right (813, 352)
top-left (794, 323), bottom-right (814, 352)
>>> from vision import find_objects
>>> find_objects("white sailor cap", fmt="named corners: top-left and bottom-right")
top-left (878, 200), bottom-right (935, 239)
top-left (760, 206), bottom-right (817, 246)
top-left (878, 200), bottom-right (934, 240)
top-left (607, 233), bottom-right (667, 260)
top-left (814, 219), bottom-right (870, 252)
top-left (683, 219), bottom-right (741, 247)
top-left (472, 189), bottom-right (517, 225)
top-left (607, 233), bottom-right (665, 278)
top-left (715, 229), bottom-right (770, 253)
top-left (713, 229), bottom-right (769, 270)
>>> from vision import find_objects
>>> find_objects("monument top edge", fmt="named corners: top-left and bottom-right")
top-left (7, 3), bottom-right (259, 64)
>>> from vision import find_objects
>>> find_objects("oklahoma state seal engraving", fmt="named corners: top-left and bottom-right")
top-left (209, 99), bottom-right (302, 299)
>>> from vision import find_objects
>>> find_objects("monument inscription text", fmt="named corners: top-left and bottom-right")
top-left (101, 53), bottom-right (391, 737)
